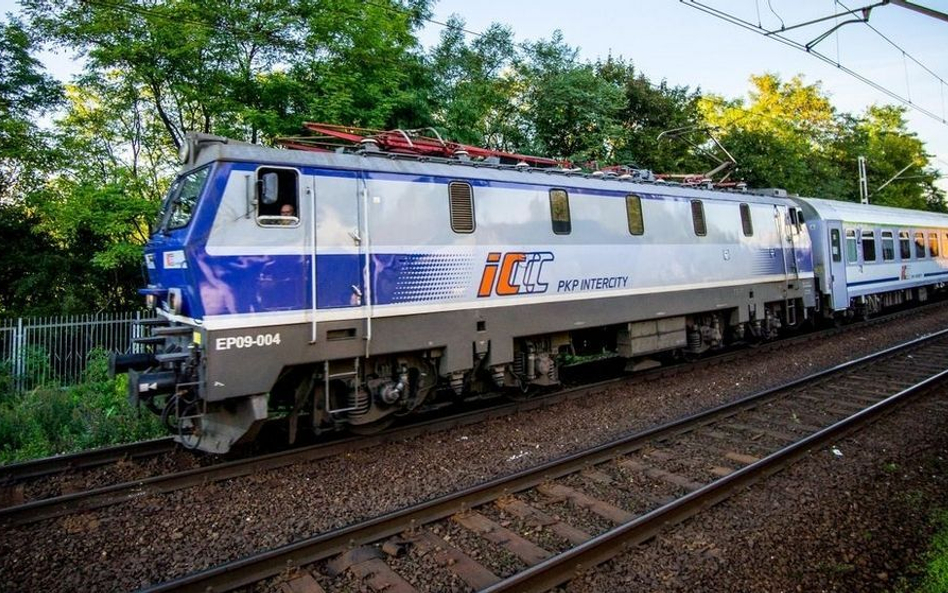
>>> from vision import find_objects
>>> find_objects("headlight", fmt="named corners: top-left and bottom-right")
top-left (167, 288), bottom-right (183, 315)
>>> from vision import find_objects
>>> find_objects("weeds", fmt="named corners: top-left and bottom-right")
top-left (0, 348), bottom-right (164, 464)
top-left (915, 510), bottom-right (948, 593)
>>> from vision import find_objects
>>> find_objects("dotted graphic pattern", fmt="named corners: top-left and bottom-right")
top-left (752, 249), bottom-right (788, 275)
top-left (390, 254), bottom-right (475, 303)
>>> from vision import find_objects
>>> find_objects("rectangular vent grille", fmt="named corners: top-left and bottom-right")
top-left (449, 181), bottom-right (475, 233)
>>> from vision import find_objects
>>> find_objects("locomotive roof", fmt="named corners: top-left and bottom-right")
top-left (794, 197), bottom-right (948, 228)
top-left (190, 138), bottom-right (799, 206)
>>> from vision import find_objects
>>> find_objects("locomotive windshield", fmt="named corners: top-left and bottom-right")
top-left (157, 165), bottom-right (211, 232)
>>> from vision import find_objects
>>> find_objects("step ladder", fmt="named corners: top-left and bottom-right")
top-left (324, 358), bottom-right (362, 414)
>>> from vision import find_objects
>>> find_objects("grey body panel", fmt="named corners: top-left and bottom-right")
top-left (202, 278), bottom-right (810, 400)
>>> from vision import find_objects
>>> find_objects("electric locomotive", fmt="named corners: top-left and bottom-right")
top-left (112, 125), bottom-right (946, 454)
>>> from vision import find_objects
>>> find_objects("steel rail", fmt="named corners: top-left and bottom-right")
top-left (137, 327), bottom-right (948, 593)
top-left (0, 437), bottom-right (176, 484)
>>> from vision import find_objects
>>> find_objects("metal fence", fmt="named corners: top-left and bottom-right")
top-left (0, 311), bottom-right (157, 394)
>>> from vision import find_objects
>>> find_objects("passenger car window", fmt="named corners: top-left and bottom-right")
top-left (626, 194), bottom-right (644, 235)
top-left (881, 231), bottom-right (894, 261)
top-left (845, 230), bottom-right (857, 263)
top-left (257, 167), bottom-right (299, 227)
top-left (549, 189), bottom-right (571, 235)
top-left (899, 231), bottom-right (911, 259)
top-left (915, 232), bottom-right (926, 258)
top-left (163, 166), bottom-right (211, 230)
top-left (861, 230), bottom-right (876, 262)
top-left (929, 233), bottom-right (939, 257)
top-left (691, 200), bottom-right (706, 236)
top-left (943, 233), bottom-right (948, 259)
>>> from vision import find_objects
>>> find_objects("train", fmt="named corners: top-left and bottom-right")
top-left (110, 125), bottom-right (948, 453)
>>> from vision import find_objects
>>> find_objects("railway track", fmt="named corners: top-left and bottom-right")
top-left (138, 327), bottom-right (948, 593)
top-left (0, 437), bottom-right (176, 484)
top-left (0, 302), bottom-right (944, 526)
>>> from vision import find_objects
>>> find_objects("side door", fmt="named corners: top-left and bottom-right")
top-left (773, 205), bottom-right (798, 283)
top-left (313, 170), bottom-right (365, 312)
top-left (826, 222), bottom-right (849, 310)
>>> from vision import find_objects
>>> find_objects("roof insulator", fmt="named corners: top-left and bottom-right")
top-left (359, 138), bottom-right (380, 152)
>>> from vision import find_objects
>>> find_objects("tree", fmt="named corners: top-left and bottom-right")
top-left (23, 0), bottom-right (434, 147)
top-left (426, 16), bottom-right (518, 147)
top-left (595, 55), bottom-right (705, 174)
top-left (0, 17), bottom-right (61, 204)
top-left (697, 73), bottom-right (943, 208)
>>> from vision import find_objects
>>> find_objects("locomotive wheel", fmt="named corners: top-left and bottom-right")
top-left (347, 417), bottom-right (395, 435)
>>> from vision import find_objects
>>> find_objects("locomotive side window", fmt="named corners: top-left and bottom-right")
top-left (549, 189), bottom-right (571, 235)
top-left (256, 167), bottom-right (299, 227)
top-left (845, 230), bottom-right (857, 262)
top-left (929, 233), bottom-right (939, 257)
top-left (830, 229), bottom-right (842, 262)
top-left (861, 230), bottom-right (877, 262)
top-left (691, 200), bottom-right (706, 236)
top-left (448, 181), bottom-right (475, 233)
top-left (626, 194), bottom-right (644, 235)
top-left (881, 231), bottom-right (895, 261)
top-left (739, 203), bottom-right (753, 236)
top-left (899, 231), bottom-right (911, 259)
top-left (915, 232), bottom-right (926, 258)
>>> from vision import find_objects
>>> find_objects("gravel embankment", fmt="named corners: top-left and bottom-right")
top-left (569, 386), bottom-right (948, 592)
top-left (2, 305), bottom-right (948, 592)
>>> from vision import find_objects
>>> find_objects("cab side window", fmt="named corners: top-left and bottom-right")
top-left (257, 167), bottom-right (300, 227)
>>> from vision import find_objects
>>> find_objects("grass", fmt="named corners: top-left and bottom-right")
top-left (0, 349), bottom-right (165, 464)
top-left (914, 510), bottom-right (948, 593)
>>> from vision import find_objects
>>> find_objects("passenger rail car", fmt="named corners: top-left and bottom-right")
top-left (794, 197), bottom-right (948, 316)
top-left (111, 132), bottom-right (944, 453)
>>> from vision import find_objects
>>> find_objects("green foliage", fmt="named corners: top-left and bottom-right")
top-left (0, 349), bottom-right (164, 464)
top-left (699, 73), bottom-right (944, 207)
top-left (913, 510), bottom-right (948, 593)
top-left (0, 18), bottom-right (62, 201)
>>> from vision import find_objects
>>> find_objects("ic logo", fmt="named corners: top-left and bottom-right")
top-left (477, 252), bottom-right (554, 297)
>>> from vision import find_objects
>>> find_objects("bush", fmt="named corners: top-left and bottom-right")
top-left (0, 349), bottom-right (164, 464)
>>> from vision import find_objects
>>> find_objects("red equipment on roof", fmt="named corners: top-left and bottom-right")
top-left (278, 122), bottom-right (568, 168)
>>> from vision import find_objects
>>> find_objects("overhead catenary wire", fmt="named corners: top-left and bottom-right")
top-left (681, 0), bottom-right (948, 126)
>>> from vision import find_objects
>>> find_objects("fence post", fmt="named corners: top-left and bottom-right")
top-left (132, 310), bottom-right (141, 353)
top-left (14, 317), bottom-right (24, 393)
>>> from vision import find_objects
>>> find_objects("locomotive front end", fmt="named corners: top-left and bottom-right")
top-left (110, 134), bottom-right (264, 452)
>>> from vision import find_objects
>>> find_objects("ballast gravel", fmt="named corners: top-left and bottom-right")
top-left (2, 305), bottom-right (948, 592)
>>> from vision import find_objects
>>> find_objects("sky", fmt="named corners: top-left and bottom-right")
top-left (2, 0), bottom-right (947, 193)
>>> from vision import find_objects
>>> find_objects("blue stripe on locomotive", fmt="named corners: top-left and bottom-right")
top-left (145, 162), bottom-right (814, 319)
